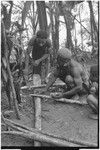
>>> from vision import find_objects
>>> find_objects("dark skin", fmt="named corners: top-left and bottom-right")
top-left (87, 82), bottom-right (98, 114)
top-left (86, 65), bottom-right (98, 114)
top-left (39, 55), bottom-right (89, 98)
top-left (24, 36), bottom-right (50, 83)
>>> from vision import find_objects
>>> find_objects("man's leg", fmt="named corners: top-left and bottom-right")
top-left (87, 94), bottom-right (98, 120)
top-left (87, 94), bottom-right (98, 113)
top-left (65, 75), bottom-right (79, 100)
top-left (33, 64), bottom-right (41, 85)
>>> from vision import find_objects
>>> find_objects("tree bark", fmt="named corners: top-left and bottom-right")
top-left (88, 1), bottom-right (98, 54)
top-left (2, 1), bottom-right (13, 30)
top-left (58, 2), bottom-right (74, 53)
top-left (36, 1), bottom-right (49, 83)
top-left (1, 21), bottom-right (20, 119)
top-left (33, 76), bottom-right (42, 146)
top-left (36, 1), bottom-right (47, 31)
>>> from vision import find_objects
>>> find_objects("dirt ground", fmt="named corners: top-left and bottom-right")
top-left (1, 63), bottom-right (98, 147)
top-left (1, 85), bottom-right (98, 147)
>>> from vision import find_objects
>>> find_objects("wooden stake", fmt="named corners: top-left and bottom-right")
top-left (33, 74), bottom-right (42, 146)
top-left (34, 96), bottom-right (41, 146)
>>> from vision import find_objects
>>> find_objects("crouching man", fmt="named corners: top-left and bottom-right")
top-left (39, 48), bottom-right (89, 99)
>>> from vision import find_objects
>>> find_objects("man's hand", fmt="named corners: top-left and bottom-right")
top-left (50, 92), bottom-right (63, 99)
top-left (34, 60), bottom-right (40, 66)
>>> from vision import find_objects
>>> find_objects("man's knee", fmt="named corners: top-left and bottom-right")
top-left (87, 94), bottom-right (98, 107)
top-left (65, 75), bottom-right (73, 84)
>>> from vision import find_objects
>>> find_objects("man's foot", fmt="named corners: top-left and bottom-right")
top-left (88, 113), bottom-right (98, 120)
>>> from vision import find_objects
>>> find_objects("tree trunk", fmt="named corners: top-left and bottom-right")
top-left (49, 2), bottom-right (59, 67)
top-left (36, 1), bottom-right (48, 83)
top-left (79, 6), bottom-right (83, 51)
top-left (36, 1), bottom-right (47, 31)
top-left (88, 1), bottom-right (98, 54)
top-left (1, 21), bottom-right (20, 119)
top-left (33, 77), bottom-right (42, 146)
top-left (2, 1), bottom-right (13, 30)
top-left (58, 2), bottom-right (74, 53)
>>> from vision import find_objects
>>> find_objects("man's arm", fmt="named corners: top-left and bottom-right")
top-left (25, 37), bottom-right (35, 71)
top-left (39, 67), bottom-right (59, 93)
top-left (63, 70), bottom-right (83, 98)
top-left (35, 40), bottom-right (51, 64)
top-left (45, 72), bottom-right (57, 91)
top-left (35, 54), bottom-right (49, 64)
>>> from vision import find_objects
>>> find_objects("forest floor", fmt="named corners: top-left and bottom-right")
top-left (1, 63), bottom-right (98, 147)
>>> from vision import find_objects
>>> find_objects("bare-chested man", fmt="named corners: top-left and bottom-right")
top-left (40, 48), bottom-right (89, 99)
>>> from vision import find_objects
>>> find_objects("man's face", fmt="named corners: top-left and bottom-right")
top-left (36, 38), bottom-right (46, 46)
top-left (57, 55), bottom-right (69, 66)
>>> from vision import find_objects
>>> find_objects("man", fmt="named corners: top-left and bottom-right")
top-left (87, 64), bottom-right (98, 119)
top-left (24, 30), bottom-right (51, 83)
top-left (40, 48), bottom-right (89, 99)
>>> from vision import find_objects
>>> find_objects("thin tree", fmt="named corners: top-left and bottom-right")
top-left (1, 21), bottom-right (20, 119)
top-left (88, 1), bottom-right (98, 54)
top-left (36, 1), bottom-right (49, 82)
top-left (58, 1), bottom-right (74, 53)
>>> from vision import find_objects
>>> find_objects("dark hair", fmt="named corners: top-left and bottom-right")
top-left (36, 30), bottom-right (48, 39)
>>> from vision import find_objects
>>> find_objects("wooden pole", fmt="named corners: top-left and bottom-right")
top-left (3, 118), bottom-right (97, 147)
top-left (34, 96), bottom-right (41, 146)
top-left (21, 94), bottom-right (88, 106)
top-left (21, 82), bottom-right (65, 90)
top-left (33, 74), bottom-right (42, 146)
top-left (1, 131), bottom-right (78, 147)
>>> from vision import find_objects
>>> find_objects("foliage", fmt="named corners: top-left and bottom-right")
top-left (1, 1), bottom-right (98, 72)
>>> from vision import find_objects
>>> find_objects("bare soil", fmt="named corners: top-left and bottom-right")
top-left (1, 87), bottom-right (98, 147)
top-left (1, 64), bottom-right (98, 147)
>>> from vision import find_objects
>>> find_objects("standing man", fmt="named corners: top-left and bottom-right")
top-left (24, 30), bottom-right (51, 84)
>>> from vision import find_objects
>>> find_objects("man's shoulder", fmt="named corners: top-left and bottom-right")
top-left (71, 59), bottom-right (82, 68)
top-left (28, 36), bottom-right (36, 46)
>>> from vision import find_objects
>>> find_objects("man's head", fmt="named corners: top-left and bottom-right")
top-left (65, 75), bottom-right (74, 89)
top-left (57, 48), bottom-right (72, 66)
top-left (36, 30), bottom-right (49, 46)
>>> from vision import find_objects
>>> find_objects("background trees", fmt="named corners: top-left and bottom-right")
top-left (1, 1), bottom-right (98, 113)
